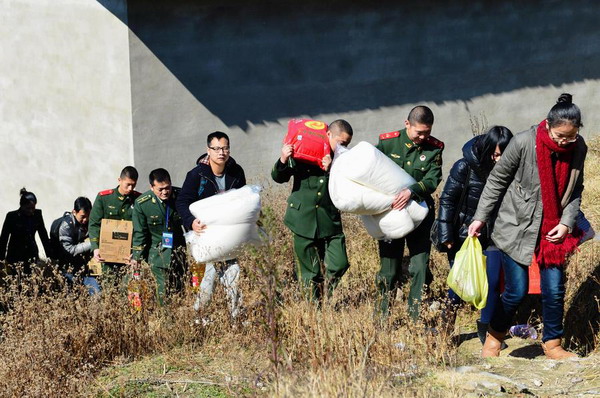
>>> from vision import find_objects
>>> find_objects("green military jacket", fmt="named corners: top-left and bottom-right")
top-left (131, 188), bottom-right (184, 269)
top-left (376, 128), bottom-right (444, 201)
top-left (89, 187), bottom-right (141, 251)
top-left (271, 158), bottom-right (342, 239)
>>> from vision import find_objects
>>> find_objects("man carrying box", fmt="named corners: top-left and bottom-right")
top-left (272, 119), bottom-right (353, 301)
top-left (89, 166), bottom-right (141, 282)
top-left (130, 168), bottom-right (185, 305)
top-left (375, 106), bottom-right (444, 320)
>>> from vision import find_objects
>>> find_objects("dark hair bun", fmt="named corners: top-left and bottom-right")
top-left (20, 187), bottom-right (27, 196)
top-left (557, 93), bottom-right (573, 104)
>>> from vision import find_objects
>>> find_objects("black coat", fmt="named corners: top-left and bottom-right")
top-left (176, 154), bottom-right (246, 230)
top-left (436, 136), bottom-right (495, 249)
top-left (0, 208), bottom-right (51, 267)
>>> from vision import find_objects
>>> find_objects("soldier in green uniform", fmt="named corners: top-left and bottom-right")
top-left (89, 166), bottom-right (140, 280)
top-left (272, 119), bottom-right (353, 300)
top-left (130, 168), bottom-right (185, 305)
top-left (375, 106), bottom-right (444, 320)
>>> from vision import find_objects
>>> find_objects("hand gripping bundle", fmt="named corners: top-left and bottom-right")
top-left (329, 142), bottom-right (429, 240)
top-left (185, 185), bottom-right (264, 263)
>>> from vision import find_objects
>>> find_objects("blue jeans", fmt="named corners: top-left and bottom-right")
top-left (64, 272), bottom-right (101, 296)
top-left (447, 247), bottom-right (502, 323)
top-left (490, 252), bottom-right (565, 342)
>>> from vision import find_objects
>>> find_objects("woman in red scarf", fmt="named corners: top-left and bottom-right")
top-left (468, 93), bottom-right (586, 359)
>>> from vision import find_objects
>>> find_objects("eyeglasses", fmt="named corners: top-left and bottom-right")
top-left (208, 146), bottom-right (230, 153)
top-left (549, 128), bottom-right (578, 144)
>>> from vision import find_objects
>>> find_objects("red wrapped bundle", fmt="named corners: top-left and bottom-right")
top-left (284, 119), bottom-right (330, 170)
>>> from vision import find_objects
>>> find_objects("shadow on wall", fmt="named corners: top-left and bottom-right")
top-left (99, 0), bottom-right (600, 129)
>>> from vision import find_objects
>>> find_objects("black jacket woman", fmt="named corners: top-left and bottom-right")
top-left (0, 188), bottom-right (51, 274)
top-left (435, 126), bottom-right (513, 342)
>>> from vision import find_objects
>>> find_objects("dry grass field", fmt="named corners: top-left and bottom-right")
top-left (0, 138), bottom-right (599, 397)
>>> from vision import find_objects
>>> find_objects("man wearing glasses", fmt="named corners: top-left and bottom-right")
top-left (177, 131), bottom-right (246, 318)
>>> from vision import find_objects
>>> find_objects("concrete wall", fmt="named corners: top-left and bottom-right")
top-left (2, 0), bottom-right (600, 259)
top-left (124, 0), bottom-right (600, 189)
top-left (0, 0), bottom-right (133, 257)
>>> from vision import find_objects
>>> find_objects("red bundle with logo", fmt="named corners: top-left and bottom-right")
top-left (284, 119), bottom-right (329, 170)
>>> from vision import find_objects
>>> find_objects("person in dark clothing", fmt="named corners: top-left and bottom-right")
top-left (50, 197), bottom-right (98, 295)
top-left (176, 131), bottom-right (246, 233)
top-left (435, 126), bottom-right (513, 342)
top-left (176, 131), bottom-right (246, 318)
top-left (0, 188), bottom-right (52, 274)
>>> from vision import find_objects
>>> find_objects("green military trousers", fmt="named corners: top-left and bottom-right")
top-left (150, 259), bottom-right (185, 306)
top-left (376, 206), bottom-right (434, 320)
top-left (293, 233), bottom-right (350, 301)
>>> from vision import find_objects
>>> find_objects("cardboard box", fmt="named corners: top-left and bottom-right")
top-left (99, 219), bottom-right (133, 264)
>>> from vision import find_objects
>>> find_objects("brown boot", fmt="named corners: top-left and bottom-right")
top-left (481, 327), bottom-right (505, 358)
top-left (542, 339), bottom-right (577, 360)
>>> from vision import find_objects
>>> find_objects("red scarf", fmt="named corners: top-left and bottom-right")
top-left (535, 121), bottom-right (581, 267)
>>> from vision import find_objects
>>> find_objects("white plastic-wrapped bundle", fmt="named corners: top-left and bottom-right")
top-left (328, 173), bottom-right (395, 215)
top-left (185, 185), bottom-right (263, 263)
top-left (361, 200), bottom-right (429, 240)
top-left (329, 141), bottom-right (429, 239)
top-left (329, 142), bottom-right (417, 214)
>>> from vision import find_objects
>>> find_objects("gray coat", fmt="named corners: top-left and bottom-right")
top-left (473, 126), bottom-right (587, 265)
top-left (50, 212), bottom-right (92, 271)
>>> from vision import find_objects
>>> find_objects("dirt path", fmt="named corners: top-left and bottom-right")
top-left (433, 335), bottom-right (600, 397)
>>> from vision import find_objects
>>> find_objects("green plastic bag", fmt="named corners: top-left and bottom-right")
top-left (446, 236), bottom-right (488, 309)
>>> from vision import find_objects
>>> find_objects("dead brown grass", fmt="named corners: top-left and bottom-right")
top-left (0, 139), bottom-right (598, 397)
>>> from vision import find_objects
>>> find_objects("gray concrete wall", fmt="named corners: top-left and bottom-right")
top-left (124, 0), bottom-right (600, 189)
top-left (0, 0), bottom-right (133, 257)
top-left (2, 0), bottom-right (599, 261)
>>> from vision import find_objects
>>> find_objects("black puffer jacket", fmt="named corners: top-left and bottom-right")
top-left (436, 136), bottom-right (494, 249)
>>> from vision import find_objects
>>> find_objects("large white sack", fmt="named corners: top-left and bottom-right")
top-left (189, 185), bottom-right (261, 225)
top-left (361, 200), bottom-right (429, 240)
top-left (328, 172), bottom-right (394, 214)
top-left (186, 185), bottom-right (263, 262)
top-left (185, 224), bottom-right (261, 263)
top-left (332, 141), bottom-right (417, 195)
top-left (329, 142), bottom-right (417, 215)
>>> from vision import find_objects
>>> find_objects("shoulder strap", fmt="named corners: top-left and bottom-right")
top-left (452, 165), bottom-right (471, 227)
